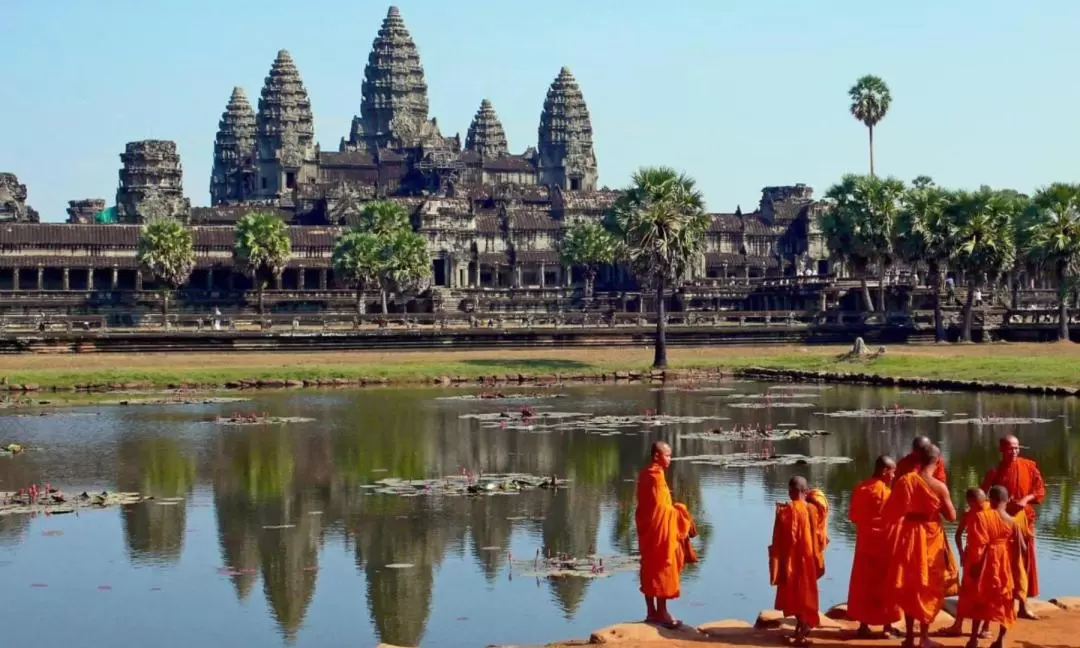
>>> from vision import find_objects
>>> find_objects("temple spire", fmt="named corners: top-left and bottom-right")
top-left (537, 66), bottom-right (598, 191)
top-left (465, 99), bottom-right (509, 159)
top-left (211, 87), bottom-right (257, 205)
top-left (255, 49), bottom-right (317, 199)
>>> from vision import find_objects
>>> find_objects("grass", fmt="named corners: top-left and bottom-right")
top-left (1, 342), bottom-right (1080, 390)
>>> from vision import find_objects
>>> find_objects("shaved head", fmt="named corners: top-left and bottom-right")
top-left (651, 440), bottom-right (671, 455)
top-left (989, 485), bottom-right (1009, 505)
top-left (649, 440), bottom-right (672, 469)
top-left (912, 436), bottom-right (932, 451)
top-left (965, 487), bottom-right (986, 504)
top-left (999, 435), bottom-right (1021, 461)
top-left (789, 476), bottom-right (809, 493)
top-left (920, 444), bottom-right (941, 468)
top-left (874, 455), bottom-right (896, 477)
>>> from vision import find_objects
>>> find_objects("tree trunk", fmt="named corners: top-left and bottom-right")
top-left (1010, 270), bottom-right (1019, 311)
top-left (653, 277), bottom-right (667, 368)
top-left (868, 125), bottom-right (875, 178)
top-left (931, 265), bottom-right (945, 343)
top-left (585, 269), bottom-right (596, 299)
top-left (962, 281), bottom-right (976, 342)
top-left (162, 290), bottom-right (170, 328)
top-left (878, 260), bottom-right (887, 316)
top-left (257, 282), bottom-right (265, 316)
top-left (1058, 262), bottom-right (1070, 342)
top-left (381, 290), bottom-right (388, 314)
top-left (860, 277), bottom-right (874, 312)
top-left (356, 287), bottom-right (365, 316)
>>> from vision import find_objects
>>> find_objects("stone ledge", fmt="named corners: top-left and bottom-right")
top-left (735, 366), bottom-right (1080, 397)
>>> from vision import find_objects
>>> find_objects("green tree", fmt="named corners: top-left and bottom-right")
top-left (234, 211), bottom-right (292, 315)
top-left (821, 174), bottom-right (906, 314)
top-left (947, 189), bottom-right (1018, 341)
top-left (848, 75), bottom-right (892, 177)
top-left (136, 217), bottom-right (195, 325)
top-left (560, 220), bottom-right (617, 297)
top-left (1028, 183), bottom-right (1080, 341)
top-left (332, 229), bottom-right (385, 315)
top-left (896, 178), bottom-right (952, 340)
top-left (381, 227), bottom-right (431, 313)
top-left (606, 166), bottom-right (708, 368)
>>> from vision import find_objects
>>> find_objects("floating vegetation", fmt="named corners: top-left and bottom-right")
top-left (649, 386), bottom-right (738, 393)
top-left (436, 392), bottom-right (567, 402)
top-left (679, 428), bottom-right (829, 442)
top-left (821, 408), bottom-right (946, 419)
top-left (462, 410), bottom-right (728, 434)
top-left (768, 384), bottom-right (831, 392)
top-left (214, 415), bottom-right (315, 426)
top-left (511, 552), bottom-right (640, 579)
top-left (262, 524), bottom-right (296, 530)
top-left (104, 396), bottom-right (251, 406)
top-left (940, 416), bottom-right (1054, 426)
top-left (369, 473), bottom-right (569, 498)
top-left (384, 563), bottom-right (415, 569)
top-left (1, 443), bottom-right (25, 456)
top-left (674, 453), bottom-right (853, 468)
top-left (728, 401), bottom-right (816, 409)
top-left (724, 393), bottom-right (819, 400)
top-left (1, 490), bottom-right (145, 517)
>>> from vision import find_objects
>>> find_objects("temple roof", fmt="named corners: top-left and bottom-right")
top-left (538, 67), bottom-right (596, 164)
top-left (465, 99), bottom-right (510, 159)
top-left (256, 50), bottom-right (315, 160)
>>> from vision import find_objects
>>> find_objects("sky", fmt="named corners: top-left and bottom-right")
top-left (4, 0), bottom-right (1080, 222)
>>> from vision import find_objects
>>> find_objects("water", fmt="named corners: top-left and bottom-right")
top-left (1, 383), bottom-right (1079, 647)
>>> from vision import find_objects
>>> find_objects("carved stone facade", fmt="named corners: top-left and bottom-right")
top-left (537, 67), bottom-right (598, 192)
top-left (0, 173), bottom-right (40, 223)
top-left (254, 50), bottom-right (318, 201)
top-left (66, 199), bottom-right (107, 224)
top-left (211, 87), bottom-right (257, 205)
top-left (116, 140), bottom-right (191, 223)
top-left (465, 99), bottom-right (510, 161)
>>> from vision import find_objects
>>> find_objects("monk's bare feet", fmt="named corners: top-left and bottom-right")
top-left (856, 624), bottom-right (874, 639)
top-left (884, 625), bottom-right (904, 638)
top-left (979, 626), bottom-right (991, 639)
top-left (1017, 607), bottom-right (1039, 621)
top-left (938, 624), bottom-right (965, 637)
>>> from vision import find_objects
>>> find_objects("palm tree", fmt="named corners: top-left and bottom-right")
top-left (234, 211), bottom-right (292, 315)
top-left (332, 228), bottom-right (385, 316)
top-left (896, 179), bottom-right (952, 340)
top-left (821, 174), bottom-right (906, 314)
top-left (606, 166), bottom-right (708, 368)
top-left (1028, 183), bottom-right (1080, 341)
top-left (947, 189), bottom-right (1018, 342)
top-left (848, 75), bottom-right (892, 177)
top-left (560, 220), bottom-right (617, 298)
top-left (136, 217), bottom-right (195, 326)
top-left (381, 227), bottom-right (431, 314)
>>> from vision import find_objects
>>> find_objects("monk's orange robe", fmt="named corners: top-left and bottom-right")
top-left (882, 472), bottom-right (958, 623)
top-left (847, 477), bottom-right (901, 626)
top-left (636, 461), bottom-right (695, 598)
top-left (956, 509), bottom-right (1020, 628)
top-left (1011, 510), bottom-right (1030, 599)
top-left (808, 488), bottom-right (830, 548)
top-left (895, 451), bottom-right (947, 483)
top-left (770, 500), bottom-right (823, 628)
top-left (981, 458), bottom-right (1045, 597)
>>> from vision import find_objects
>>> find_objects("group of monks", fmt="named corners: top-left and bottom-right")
top-left (634, 434), bottom-right (1046, 648)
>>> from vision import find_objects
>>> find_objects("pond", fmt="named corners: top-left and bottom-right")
top-left (1, 382), bottom-right (1079, 647)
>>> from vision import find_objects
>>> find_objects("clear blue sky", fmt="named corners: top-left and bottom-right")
top-left (4, 0), bottom-right (1079, 221)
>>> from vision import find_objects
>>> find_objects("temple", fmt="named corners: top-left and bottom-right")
top-left (0, 6), bottom-right (833, 323)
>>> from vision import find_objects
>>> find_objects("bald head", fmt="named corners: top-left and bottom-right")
top-left (989, 485), bottom-right (1009, 506)
top-left (788, 476), bottom-right (809, 499)
top-left (874, 455), bottom-right (896, 479)
top-left (912, 436), bottom-right (932, 452)
top-left (920, 444), bottom-right (941, 468)
top-left (650, 440), bottom-right (672, 468)
top-left (999, 435), bottom-right (1020, 462)
top-left (651, 440), bottom-right (671, 455)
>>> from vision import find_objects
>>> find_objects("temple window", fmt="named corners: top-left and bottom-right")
top-left (286, 172), bottom-right (296, 189)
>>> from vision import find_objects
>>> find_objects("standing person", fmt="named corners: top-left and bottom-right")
top-left (895, 436), bottom-right (947, 483)
top-left (769, 476), bottom-right (825, 648)
top-left (956, 486), bottom-right (1026, 648)
top-left (883, 445), bottom-right (957, 648)
top-left (942, 488), bottom-right (990, 639)
top-left (847, 455), bottom-right (902, 638)
top-left (981, 435), bottom-right (1045, 619)
top-left (635, 441), bottom-right (696, 629)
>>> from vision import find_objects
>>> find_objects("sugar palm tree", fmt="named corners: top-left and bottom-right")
top-left (948, 190), bottom-right (1018, 342)
top-left (332, 229), bottom-right (385, 315)
top-left (1028, 183), bottom-right (1080, 341)
top-left (848, 75), bottom-right (892, 177)
top-left (560, 220), bottom-right (617, 298)
top-left (136, 217), bottom-right (195, 326)
top-left (381, 227), bottom-right (431, 313)
top-left (606, 166), bottom-right (708, 368)
top-left (896, 178), bottom-right (952, 340)
top-left (234, 211), bottom-right (292, 315)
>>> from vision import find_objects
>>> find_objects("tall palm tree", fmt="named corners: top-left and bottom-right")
top-left (948, 189), bottom-right (1018, 342)
top-left (332, 228), bottom-right (385, 316)
top-left (896, 179), bottom-right (952, 340)
top-left (234, 211), bottom-right (292, 315)
top-left (1028, 183), bottom-right (1080, 341)
top-left (607, 166), bottom-right (708, 368)
top-left (848, 75), bottom-right (892, 177)
top-left (381, 227), bottom-right (431, 313)
top-left (136, 217), bottom-right (195, 326)
top-left (560, 220), bottom-right (617, 298)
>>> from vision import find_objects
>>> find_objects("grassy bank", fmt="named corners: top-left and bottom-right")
top-left (0, 343), bottom-right (1079, 391)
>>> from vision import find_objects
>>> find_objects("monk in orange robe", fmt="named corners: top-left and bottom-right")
top-left (895, 435), bottom-right (947, 483)
top-left (635, 440), bottom-right (696, 628)
top-left (957, 485), bottom-right (1026, 648)
top-left (883, 445), bottom-right (957, 648)
top-left (770, 476), bottom-right (824, 647)
top-left (943, 488), bottom-right (990, 639)
top-left (980, 434), bottom-right (1045, 619)
top-left (847, 455), bottom-right (901, 638)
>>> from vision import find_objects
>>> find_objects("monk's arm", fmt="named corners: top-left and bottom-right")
top-left (1025, 465), bottom-right (1047, 506)
top-left (937, 484), bottom-right (957, 522)
top-left (954, 521), bottom-right (965, 556)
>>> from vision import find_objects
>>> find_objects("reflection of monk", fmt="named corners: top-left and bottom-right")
top-left (847, 455), bottom-right (901, 638)
top-left (980, 434), bottom-right (1045, 620)
top-left (957, 485), bottom-right (1025, 648)
top-left (895, 435), bottom-right (947, 483)
top-left (635, 441), bottom-right (696, 629)
top-left (883, 445), bottom-right (957, 648)
top-left (769, 476), bottom-right (824, 648)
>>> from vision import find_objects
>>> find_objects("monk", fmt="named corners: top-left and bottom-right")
top-left (956, 486), bottom-right (1026, 648)
top-left (770, 476), bottom-right (825, 647)
top-left (847, 455), bottom-right (902, 638)
top-left (980, 435), bottom-right (1045, 619)
top-left (635, 440), bottom-right (696, 628)
top-left (943, 488), bottom-right (990, 639)
top-left (895, 435), bottom-right (947, 483)
top-left (883, 445), bottom-right (957, 648)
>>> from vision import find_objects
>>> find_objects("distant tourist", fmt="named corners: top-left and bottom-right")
top-left (974, 288), bottom-right (983, 307)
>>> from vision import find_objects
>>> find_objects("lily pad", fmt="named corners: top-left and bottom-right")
top-left (511, 553), bottom-right (640, 579)
top-left (728, 401), bottom-right (816, 409)
top-left (679, 428), bottom-right (829, 442)
top-left (436, 392), bottom-right (567, 402)
top-left (673, 452), bottom-right (853, 468)
top-left (214, 416), bottom-right (315, 426)
top-left (820, 408), bottom-right (946, 419)
top-left (371, 473), bottom-right (569, 498)
top-left (940, 417), bottom-right (1053, 426)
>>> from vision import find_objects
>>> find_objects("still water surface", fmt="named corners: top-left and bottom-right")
top-left (1, 383), bottom-right (1079, 647)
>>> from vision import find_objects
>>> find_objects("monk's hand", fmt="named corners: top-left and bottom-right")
top-left (1015, 494), bottom-right (1035, 507)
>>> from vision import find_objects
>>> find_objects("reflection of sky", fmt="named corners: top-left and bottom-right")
top-left (1, 385), bottom-right (1079, 647)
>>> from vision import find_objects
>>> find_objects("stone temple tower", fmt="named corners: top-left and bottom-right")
top-left (115, 140), bottom-right (191, 223)
top-left (254, 50), bottom-right (318, 200)
top-left (344, 6), bottom-right (436, 152)
top-left (537, 67), bottom-right (598, 192)
top-left (464, 99), bottom-right (509, 160)
top-left (210, 87), bottom-right (257, 205)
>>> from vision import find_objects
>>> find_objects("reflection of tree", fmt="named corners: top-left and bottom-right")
top-left (542, 487), bottom-right (602, 619)
top-left (117, 436), bottom-right (195, 564)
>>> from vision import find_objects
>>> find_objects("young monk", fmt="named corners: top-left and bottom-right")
top-left (635, 440), bottom-right (696, 628)
top-left (956, 486), bottom-right (1026, 648)
top-left (847, 455), bottom-right (902, 638)
top-left (770, 476), bottom-right (825, 647)
top-left (943, 488), bottom-right (990, 639)
top-left (895, 435), bottom-right (948, 483)
top-left (882, 445), bottom-right (957, 648)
